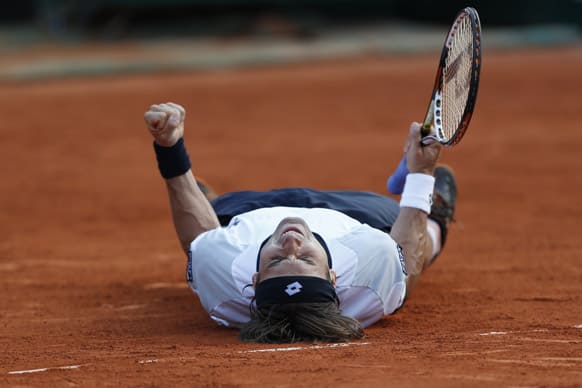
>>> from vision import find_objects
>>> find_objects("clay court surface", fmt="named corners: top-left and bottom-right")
top-left (1, 46), bottom-right (581, 386)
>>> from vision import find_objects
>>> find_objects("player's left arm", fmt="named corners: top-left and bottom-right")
top-left (144, 102), bottom-right (220, 254)
top-left (164, 171), bottom-right (220, 253)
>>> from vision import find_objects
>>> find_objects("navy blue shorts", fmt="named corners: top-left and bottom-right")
top-left (211, 187), bottom-right (399, 233)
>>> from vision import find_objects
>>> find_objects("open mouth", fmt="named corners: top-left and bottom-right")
top-left (281, 226), bottom-right (304, 236)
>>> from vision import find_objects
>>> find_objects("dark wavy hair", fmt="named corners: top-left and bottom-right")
top-left (239, 301), bottom-right (364, 343)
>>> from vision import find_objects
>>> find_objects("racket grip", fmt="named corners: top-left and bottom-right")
top-left (387, 155), bottom-right (408, 195)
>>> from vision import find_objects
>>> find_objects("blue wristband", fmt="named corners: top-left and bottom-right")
top-left (153, 138), bottom-right (191, 179)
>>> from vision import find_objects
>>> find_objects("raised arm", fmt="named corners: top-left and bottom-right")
top-left (144, 102), bottom-right (220, 253)
top-left (390, 122), bottom-right (442, 292)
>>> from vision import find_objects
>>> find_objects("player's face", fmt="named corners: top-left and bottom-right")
top-left (256, 217), bottom-right (335, 283)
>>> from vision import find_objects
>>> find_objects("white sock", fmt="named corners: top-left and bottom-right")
top-left (427, 219), bottom-right (442, 260)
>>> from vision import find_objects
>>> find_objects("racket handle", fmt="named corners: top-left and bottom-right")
top-left (387, 155), bottom-right (408, 195)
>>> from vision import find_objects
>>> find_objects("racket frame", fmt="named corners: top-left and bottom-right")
top-left (421, 7), bottom-right (482, 146)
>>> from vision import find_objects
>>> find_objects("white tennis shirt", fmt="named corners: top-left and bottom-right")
top-left (187, 206), bottom-right (407, 328)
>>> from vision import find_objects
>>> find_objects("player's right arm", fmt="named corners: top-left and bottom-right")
top-left (390, 123), bottom-right (441, 293)
top-left (144, 102), bottom-right (220, 254)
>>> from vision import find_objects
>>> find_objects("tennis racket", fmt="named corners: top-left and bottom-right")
top-left (387, 7), bottom-right (482, 195)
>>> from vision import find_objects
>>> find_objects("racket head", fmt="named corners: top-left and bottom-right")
top-left (422, 7), bottom-right (482, 146)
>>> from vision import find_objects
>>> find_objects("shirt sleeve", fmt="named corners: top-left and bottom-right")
top-left (340, 226), bottom-right (407, 316)
top-left (188, 228), bottom-right (247, 315)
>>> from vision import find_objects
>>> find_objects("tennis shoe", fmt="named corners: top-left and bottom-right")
top-left (429, 166), bottom-right (457, 247)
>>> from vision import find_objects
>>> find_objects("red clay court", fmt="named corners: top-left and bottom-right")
top-left (1, 41), bottom-right (581, 386)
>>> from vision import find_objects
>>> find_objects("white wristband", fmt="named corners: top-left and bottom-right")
top-left (399, 173), bottom-right (435, 214)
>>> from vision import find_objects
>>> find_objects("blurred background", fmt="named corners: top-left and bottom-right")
top-left (0, 0), bottom-right (580, 81)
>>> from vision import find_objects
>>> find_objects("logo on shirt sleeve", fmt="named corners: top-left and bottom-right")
top-left (397, 244), bottom-right (407, 276)
top-left (186, 251), bottom-right (193, 282)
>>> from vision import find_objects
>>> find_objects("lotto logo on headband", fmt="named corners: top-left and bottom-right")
top-left (255, 276), bottom-right (338, 307)
top-left (285, 281), bottom-right (303, 296)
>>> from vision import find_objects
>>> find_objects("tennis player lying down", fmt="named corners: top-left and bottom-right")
top-left (144, 102), bottom-right (457, 343)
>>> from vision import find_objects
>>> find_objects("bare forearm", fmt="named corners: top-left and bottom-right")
top-left (389, 123), bottom-right (442, 292)
top-left (144, 103), bottom-right (221, 253)
top-left (165, 170), bottom-right (220, 253)
top-left (390, 207), bottom-right (433, 291)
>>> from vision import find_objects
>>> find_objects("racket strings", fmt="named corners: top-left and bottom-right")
top-left (442, 14), bottom-right (474, 141)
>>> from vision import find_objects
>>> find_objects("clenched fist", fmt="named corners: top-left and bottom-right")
top-left (404, 122), bottom-right (442, 175)
top-left (144, 102), bottom-right (186, 147)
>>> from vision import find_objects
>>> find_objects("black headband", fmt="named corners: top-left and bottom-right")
top-left (255, 232), bottom-right (333, 272)
top-left (255, 275), bottom-right (338, 307)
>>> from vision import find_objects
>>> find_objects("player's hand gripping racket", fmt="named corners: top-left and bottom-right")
top-left (387, 7), bottom-right (482, 194)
